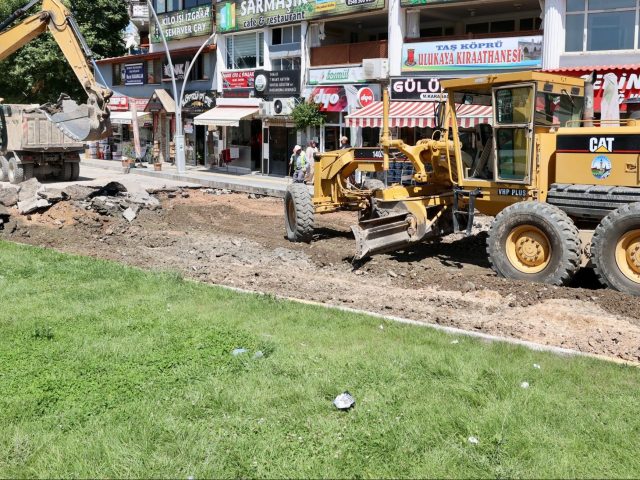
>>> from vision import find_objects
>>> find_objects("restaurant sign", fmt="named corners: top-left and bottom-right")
top-left (222, 70), bottom-right (255, 98)
top-left (151, 4), bottom-right (213, 43)
top-left (217, 0), bottom-right (385, 33)
top-left (254, 69), bottom-right (301, 97)
top-left (390, 77), bottom-right (447, 101)
top-left (182, 90), bottom-right (216, 114)
top-left (402, 35), bottom-right (543, 72)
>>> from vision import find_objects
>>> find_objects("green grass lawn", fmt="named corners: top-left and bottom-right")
top-left (0, 240), bottom-right (639, 478)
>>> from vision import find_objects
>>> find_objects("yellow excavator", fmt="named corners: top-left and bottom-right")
top-left (284, 72), bottom-right (640, 295)
top-left (0, 0), bottom-right (112, 141)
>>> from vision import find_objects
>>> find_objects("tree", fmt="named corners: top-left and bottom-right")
top-left (291, 101), bottom-right (325, 131)
top-left (0, 0), bottom-right (128, 104)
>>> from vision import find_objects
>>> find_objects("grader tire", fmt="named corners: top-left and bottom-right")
top-left (487, 202), bottom-right (581, 286)
top-left (8, 157), bottom-right (25, 185)
top-left (284, 183), bottom-right (314, 243)
top-left (0, 156), bottom-right (8, 182)
top-left (592, 202), bottom-right (640, 295)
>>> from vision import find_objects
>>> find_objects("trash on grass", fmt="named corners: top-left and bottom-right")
top-left (533, 363), bottom-right (541, 369)
top-left (451, 339), bottom-right (459, 344)
top-left (520, 381), bottom-right (530, 389)
top-left (468, 436), bottom-right (479, 445)
top-left (232, 348), bottom-right (248, 356)
top-left (253, 350), bottom-right (264, 359)
top-left (333, 392), bottom-right (356, 411)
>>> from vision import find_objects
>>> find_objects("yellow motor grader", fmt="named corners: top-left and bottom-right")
top-left (284, 71), bottom-right (640, 295)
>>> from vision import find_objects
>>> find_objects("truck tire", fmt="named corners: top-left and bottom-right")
top-left (591, 202), bottom-right (640, 295)
top-left (0, 156), bottom-right (8, 182)
top-left (70, 162), bottom-right (80, 181)
top-left (487, 202), bottom-right (581, 286)
top-left (284, 183), bottom-right (314, 242)
top-left (7, 157), bottom-right (25, 185)
top-left (23, 163), bottom-right (34, 181)
top-left (61, 162), bottom-right (73, 181)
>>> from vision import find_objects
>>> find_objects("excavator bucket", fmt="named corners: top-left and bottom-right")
top-left (42, 95), bottom-right (111, 142)
top-left (352, 211), bottom-right (419, 260)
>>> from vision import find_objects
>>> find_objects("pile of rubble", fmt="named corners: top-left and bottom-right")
top-left (0, 179), bottom-right (163, 227)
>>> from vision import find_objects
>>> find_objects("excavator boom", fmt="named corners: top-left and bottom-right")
top-left (0, 0), bottom-right (111, 141)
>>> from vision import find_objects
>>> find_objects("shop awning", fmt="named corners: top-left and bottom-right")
top-left (109, 111), bottom-right (151, 125)
top-left (345, 101), bottom-right (492, 128)
top-left (146, 89), bottom-right (176, 114)
top-left (193, 106), bottom-right (259, 127)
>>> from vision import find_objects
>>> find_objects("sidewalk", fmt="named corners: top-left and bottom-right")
top-left (81, 158), bottom-right (292, 198)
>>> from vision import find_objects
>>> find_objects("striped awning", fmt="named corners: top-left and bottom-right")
top-left (345, 101), bottom-right (493, 129)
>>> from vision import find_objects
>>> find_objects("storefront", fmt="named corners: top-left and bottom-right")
top-left (194, 98), bottom-right (262, 173)
top-left (107, 96), bottom-right (151, 160)
top-left (182, 90), bottom-right (217, 166)
top-left (145, 89), bottom-right (176, 163)
top-left (305, 66), bottom-right (382, 150)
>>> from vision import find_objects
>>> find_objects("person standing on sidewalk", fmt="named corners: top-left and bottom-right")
top-left (305, 140), bottom-right (318, 184)
top-left (289, 145), bottom-right (306, 183)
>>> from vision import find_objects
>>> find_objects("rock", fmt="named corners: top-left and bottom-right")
top-left (167, 192), bottom-right (176, 198)
top-left (333, 392), bottom-right (356, 411)
top-left (146, 185), bottom-right (179, 194)
top-left (388, 270), bottom-right (398, 278)
top-left (17, 198), bottom-right (50, 215)
top-left (122, 207), bottom-right (137, 223)
top-left (92, 181), bottom-right (127, 197)
top-left (38, 188), bottom-right (66, 203)
top-left (17, 178), bottom-right (43, 202)
top-left (461, 281), bottom-right (476, 293)
top-left (0, 204), bottom-right (10, 217)
top-left (62, 185), bottom-right (95, 201)
top-left (0, 187), bottom-right (19, 207)
top-left (181, 191), bottom-right (190, 198)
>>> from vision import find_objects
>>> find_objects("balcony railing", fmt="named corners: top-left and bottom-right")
top-left (310, 40), bottom-right (388, 66)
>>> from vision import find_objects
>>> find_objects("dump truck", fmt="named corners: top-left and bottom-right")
top-left (284, 71), bottom-right (640, 296)
top-left (0, 104), bottom-right (82, 183)
top-left (0, 0), bottom-right (112, 144)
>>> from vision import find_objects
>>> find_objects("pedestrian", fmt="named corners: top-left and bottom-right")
top-left (289, 145), bottom-right (306, 183)
top-left (340, 135), bottom-right (351, 149)
top-left (305, 140), bottom-right (318, 184)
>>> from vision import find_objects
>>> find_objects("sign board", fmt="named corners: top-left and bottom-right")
top-left (162, 58), bottom-right (191, 81)
top-left (390, 77), bottom-right (447, 101)
top-left (308, 66), bottom-right (366, 85)
top-left (223, 70), bottom-right (255, 89)
top-left (254, 69), bottom-right (301, 97)
top-left (546, 67), bottom-right (640, 112)
top-left (182, 90), bottom-right (216, 114)
top-left (151, 4), bottom-right (213, 43)
top-left (123, 63), bottom-right (145, 86)
top-left (109, 96), bottom-right (149, 112)
top-left (131, 4), bottom-right (149, 18)
top-left (304, 84), bottom-right (381, 112)
top-left (402, 35), bottom-right (543, 72)
top-left (400, 0), bottom-right (458, 5)
top-left (216, 0), bottom-right (385, 33)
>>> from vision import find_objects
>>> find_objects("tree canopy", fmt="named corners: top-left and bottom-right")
top-left (0, 0), bottom-right (128, 104)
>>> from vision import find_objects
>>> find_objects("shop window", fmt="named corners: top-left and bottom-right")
top-left (420, 26), bottom-right (455, 37)
top-left (519, 17), bottom-right (542, 31)
top-left (147, 59), bottom-right (162, 84)
top-left (153, 0), bottom-right (180, 14)
top-left (226, 32), bottom-right (264, 69)
top-left (490, 20), bottom-right (515, 32)
top-left (184, 0), bottom-right (210, 7)
top-left (272, 25), bottom-right (301, 45)
top-left (566, 0), bottom-right (638, 51)
top-left (272, 57), bottom-right (301, 71)
top-left (188, 53), bottom-right (211, 81)
top-left (466, 22), bottom-right (490, 34)
top-left (113, 64), bottom-right (124, 86)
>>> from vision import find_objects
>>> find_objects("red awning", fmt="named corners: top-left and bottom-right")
top-left (345, 101), bottom-right (492, 128)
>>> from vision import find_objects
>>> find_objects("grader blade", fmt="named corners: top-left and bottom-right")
top-left (352, 212), bottom-right (419, 260)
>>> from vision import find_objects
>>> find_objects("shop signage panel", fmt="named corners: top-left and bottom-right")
top-left (151, 4), bottom-right (214, 43)
top-left (182, 90), bottom-right (216, 114)
top-left (123, 63), bottom-right (145, 86)
top-left (216, 0), bottom-right (385, 33)
top-left (109, 97), bottom-right (149, 112)
top-left (308, 66), bottom-right (366, 85)
top-left (402, 35), bottom-right (543, 72)
top-left (545, 67), bottom-right (640, 112)
top-left (162, 58), bottom-right (191, 81)
top-left (254, 69), bottom-right (301, 97)
top-left (400, 0), bottom-right (459, 6)
top-left (390, 77), bottom-right (448, 101)
top-left (223, 70), bottom-right (256, 89)
top-left (304, 84), bottom-right (381, 112)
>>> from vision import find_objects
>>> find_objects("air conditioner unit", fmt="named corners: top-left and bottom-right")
top-left (260, 101), bottom-right (273, 117)
top-left (362, 58), bottom-right (389, 81)
top-left (273, 98), bottom-right (295, 116)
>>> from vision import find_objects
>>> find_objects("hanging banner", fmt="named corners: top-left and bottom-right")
top-left (402, 35), bottom-right (543, 72)
top-left (304, 84), bottom-right (381, 112)
top-left (151, 4), bottom-right (214, 43)
top-left (390, 77), bottom-right (447, 101)
top-left (216, 0), bottom-right (385, 33)
top-left (123, 63), bottom-right (145, 86)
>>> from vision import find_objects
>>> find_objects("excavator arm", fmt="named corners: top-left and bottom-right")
top-left (0, 0), bottom-right (112, 141)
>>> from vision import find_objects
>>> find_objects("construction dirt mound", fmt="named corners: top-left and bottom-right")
top-left (1, 187), bottom-right (639, 362)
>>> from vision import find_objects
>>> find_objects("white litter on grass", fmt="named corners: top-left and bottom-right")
top-left (379, 324), bottom-right (384, 330)
top-left (520, 381), bottom-right (530, 389)
top-left (232, 348), bottom-right (248, 356)
top-left (468, 436), bottom-right (479, 445)
top-left (533, 363), bottom-right (541, 369)
top-left (333, 392), bottom-right (356, 410)
top-left (451, 340), bottom-right (459, 344)
top-left (253, 351), bottom-right (264, 359)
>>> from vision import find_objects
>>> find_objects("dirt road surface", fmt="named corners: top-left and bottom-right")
top-left (2, 186), bottom-right (639, 362)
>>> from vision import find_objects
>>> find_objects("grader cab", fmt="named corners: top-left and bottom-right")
top-left (284, 72), bottom-right (640, 295)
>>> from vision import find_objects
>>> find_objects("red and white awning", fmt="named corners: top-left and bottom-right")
top-left (345, 101), bottom-right (492, 128)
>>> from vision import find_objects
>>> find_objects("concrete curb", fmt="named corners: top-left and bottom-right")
top-left (81, 159), bottom-right (287, 198)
